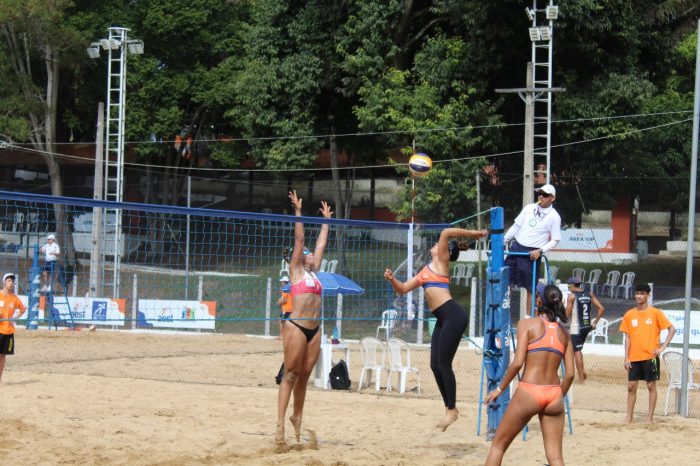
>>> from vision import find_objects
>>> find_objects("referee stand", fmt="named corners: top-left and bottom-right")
top-left (34, 246), bottom-right (74, 330)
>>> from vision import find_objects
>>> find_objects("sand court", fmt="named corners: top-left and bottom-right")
top-left (1, 329), bottom-right (699, 465)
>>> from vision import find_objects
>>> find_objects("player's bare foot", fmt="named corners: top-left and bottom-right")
top-left (437, 408), bottom-right (459, 432)
top-left (290, 414), bottom-right (302, 442)
top-left (275, 424), bottom-right (286, 444)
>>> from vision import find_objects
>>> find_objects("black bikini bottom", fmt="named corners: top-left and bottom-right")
top-left (288, 320), bottom-right (320, 342)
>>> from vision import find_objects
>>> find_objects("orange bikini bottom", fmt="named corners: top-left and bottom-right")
top-left (517, 382), bottom-right (562, 409)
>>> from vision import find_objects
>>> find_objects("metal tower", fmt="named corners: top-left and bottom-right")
top-left (87, 27), bottom-right (144, 297)
top-left (527, 1), bottom-right (558, 184)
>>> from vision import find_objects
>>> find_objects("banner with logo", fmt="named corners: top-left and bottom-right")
top-left (555, 229), bottom-right (613, 251)
top-left (20, 295), bottom-right (126, 326)
top-left (138, 300), bottom-right (216, 330)
top-left (661, 310), bottom-right (700, 345)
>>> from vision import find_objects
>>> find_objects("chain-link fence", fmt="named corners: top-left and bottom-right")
top-left (1, 181), bottom-right (698, 425)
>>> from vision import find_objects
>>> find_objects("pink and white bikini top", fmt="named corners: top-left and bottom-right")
top-left (290, 270), bottom-right (323, 297)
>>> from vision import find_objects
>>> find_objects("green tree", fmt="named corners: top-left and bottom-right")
top-left (0, 0), bottom-right (91, 260)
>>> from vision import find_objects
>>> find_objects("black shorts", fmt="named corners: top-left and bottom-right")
top-left (572, 327), bottom-right (592, 352)
top-left (0, 333), bottom-right (15, 355)
top-left (505, 241), bottom-right (541, 290)
top-left (43, 262), bottom-right (56, 273)
top-left (628, 357), bottom-right (660, 382)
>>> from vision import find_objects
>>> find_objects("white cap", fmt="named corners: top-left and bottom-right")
top-left (535, 184), bottom-right (556, 196)
top-left (47, 234), bottom-right (56, 240)
top-left (3, 273), bottom-right (15, 282)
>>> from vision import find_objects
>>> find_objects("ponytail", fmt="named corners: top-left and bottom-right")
top-left (539, 284), bottom-right (567, 323)
top-left (448, 240), bottom-right (474, 262)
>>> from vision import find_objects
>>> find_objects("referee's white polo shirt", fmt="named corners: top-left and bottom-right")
top-left (508, 203), bottom-right (561, 250)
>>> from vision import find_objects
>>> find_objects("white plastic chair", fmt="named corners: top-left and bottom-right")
top-left (279, 259), bottom-right (289, 277)
top-left (13, 212), bottom-right (24, 232)
top-left (586, 269), bottom-right (602, 294)
top-left (547, 265), bottom-right (559, 283)
top-left (358, 337), bottom-right (387, 391)
top-left (572, 268), bottom-right (586, 283)
top-left (617, 272), bottom-right (636, 299)
top-left (376, 309), bottom-right (398, 340)
top-left (460, 263), bottom-right (475, 286)
top-left (587, 317), bottom-right (609, 344)
top-left (326, 259), bottom-right (338, 273)
top-left (319, 258), bottom-right (328, 272)
top-left (386, 337), bottom-right (421, 394)
top-left (451, 263), bottom-right (474, 286)
top-left (662, 351), bottom-right (700, 416)
top-left (600, 271), bottom-right (621, 298)
top-left (450, 264), bottom-right (466, 284)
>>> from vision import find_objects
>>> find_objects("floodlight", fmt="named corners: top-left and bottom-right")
top-left (529, 27), bottom-right (541, 42)
top-left (126, 40), bottom-right (144, 55)
top-left (539, 26), bottom-right (551, 41)
top-left (86, 45), bottom-right (100, 59)
top-left (546, 6), bottom-right (559, 20)
top-left (525, 7), bottom-right (535, 22)
top-left (100, 39), bottom-right (119, 50)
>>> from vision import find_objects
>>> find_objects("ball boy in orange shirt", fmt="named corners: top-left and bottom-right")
top-left (0, 273), bottom-right (27, 384)
top-left (619, 283), bottom-right (675, 424)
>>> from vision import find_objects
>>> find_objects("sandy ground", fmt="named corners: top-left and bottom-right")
top-left (1, 329), bottom-right (699, 465)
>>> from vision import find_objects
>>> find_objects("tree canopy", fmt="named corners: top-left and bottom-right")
top-left (0, 0), bottom-right (697, 223)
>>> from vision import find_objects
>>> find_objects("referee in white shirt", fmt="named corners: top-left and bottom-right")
top-left (503, 184), bottom-right (562, 314)
top-left (40, 234), bottom-right (61, 292)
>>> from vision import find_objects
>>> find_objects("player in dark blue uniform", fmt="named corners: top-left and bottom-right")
top-left (565, 277), bottom-right (605, 383)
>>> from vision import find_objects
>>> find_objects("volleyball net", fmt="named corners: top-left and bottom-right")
top-left (2, 189), bottom-right (698, 421)
top-left (0, 190), bottom-right (490, 338)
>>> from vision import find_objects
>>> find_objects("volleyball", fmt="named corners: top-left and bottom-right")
top-left (408, 153), bottom-right (432, 177)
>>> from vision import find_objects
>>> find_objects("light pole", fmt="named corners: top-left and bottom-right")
top-left (496, 1), bottom-right (562, 208)
top-left (87, 27), bottom-right (143, 298)
top-left (526, 1), bottom-right (559, 187)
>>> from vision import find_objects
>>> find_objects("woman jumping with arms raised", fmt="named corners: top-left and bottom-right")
top-left (384, 227), bottom-right (488, 431)
top-left (276, 190), bottom-right (332, 445)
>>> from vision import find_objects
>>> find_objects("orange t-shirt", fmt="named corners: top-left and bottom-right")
top-left (281, 292), bottom-right (294, 314)
top-left (0, 292), bottom-right (26, 335)
top-left (619, 306), bottom-right (672, 362)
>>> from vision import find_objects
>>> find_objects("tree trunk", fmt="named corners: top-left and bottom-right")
top-left (43, 43), bottom-right (75, 264)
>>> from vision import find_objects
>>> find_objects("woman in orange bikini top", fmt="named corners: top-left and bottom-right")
top-left (484, 284), bottom-right (574, 466)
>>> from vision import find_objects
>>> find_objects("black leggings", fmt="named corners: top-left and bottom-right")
top-left (430, 299), bottom-right (468, 409)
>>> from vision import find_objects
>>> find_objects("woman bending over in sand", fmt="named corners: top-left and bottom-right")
top-left (276, 191), bottom-right (332, 444)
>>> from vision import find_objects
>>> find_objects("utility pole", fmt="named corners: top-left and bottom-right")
top-left (497, 1), bottom-right (563, 208)
top-left (90, 102), bottom-right (104, 297)
top-left (495, 78), bottom-right (563, 208)
top-left (524, 63), bottom-right (535, 206)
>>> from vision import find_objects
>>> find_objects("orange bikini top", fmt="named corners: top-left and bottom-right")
top-left (527, 316), bottom-right (565, 358)
top-left (418, 264), bottom-right (450, 289)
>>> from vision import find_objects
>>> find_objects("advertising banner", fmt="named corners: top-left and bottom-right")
top-left (555, 229), bottom-right (613, 251)
top-left (138, 300), bottom-right (217, 330)
top-left (661, 310), bottom-right (700, 345)
top-left (21, 295), bottom-right (126, 326)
